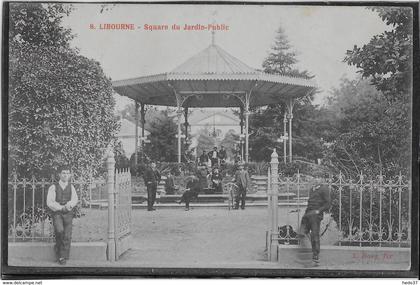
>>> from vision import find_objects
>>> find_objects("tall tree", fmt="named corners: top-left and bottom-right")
top-left (8, 3), bottom-right (118, 177)
top-left (249, 27), bottom-right (319, 162)
top-left (339, 7), bottom-right (412, 176)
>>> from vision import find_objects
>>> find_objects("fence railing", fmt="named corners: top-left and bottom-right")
top-left (275, 171), bottom-right (410, 247)
top-left (7, 173), bottom-right (107, 242)
top-left (267, 149), bottom-right (411, 260)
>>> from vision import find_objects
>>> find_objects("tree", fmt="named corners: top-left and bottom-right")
top-left (262, 27), bottom-right (312, 78)
top-left (220, 129), bottom-right (239, 160)
top-left (249, 27), bottom-right (319, 162)
top-left (338, 7), bottom-right (412, 176)
top-left (324, 76), bottom-right (410, 177)
top-left (144, 109), bottom-right (177, 162)
top-left (8, 3), bottom-right (118, 178)
top-left (344, 7), bottom-right (412, 103)
top-left (118, 103), bottom-right (160, 131)
top-left (195, 127), bottom-right (217, 155)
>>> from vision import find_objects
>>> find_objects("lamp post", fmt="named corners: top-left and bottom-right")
top-left (139, 136), bottom-right (150, 162)
top-left (239, 133), bottom-right (245, 161)
top-left (276, 132), bottom-right (288, 163)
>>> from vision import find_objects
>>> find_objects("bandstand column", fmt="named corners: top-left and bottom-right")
top-left (177, 108), bottom-right (182, 163)
top-left (184, 107), bottom-right (189, 145)
top-left (140, 103), bottom-right (146, 162)
top-left (283, 113), bottom-right (287, 163)
top-left (286, 99), bottom-right (295, 163)
top-left (245, 110), bottom-right (250, 163)
top-left (244, 95), bottom-right (250, 163)
top-left (134, 102), bottom-right (139, 165)
top-left (240, 107), bottom-right (244, 160)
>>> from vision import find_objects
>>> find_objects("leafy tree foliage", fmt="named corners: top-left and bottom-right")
top-left (345, 7), bottom-right (412, 103)
top-left (8, 3), bottom-right (118, 178)
top-left (220, 129), bottom-right (239, 160)
top-left (324, 76), bottom-right (410, 177)
top-left (195, 127), bottom-right (217, 155)
top-left (144, 109), bottom-right (178, 162)
top-left (330, 7), bottom-right (413, 176)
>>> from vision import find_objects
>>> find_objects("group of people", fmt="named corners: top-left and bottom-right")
top-left (198, 145), bottom-right (227, 168)
top-left (47, 162), bottom-right (329, 266)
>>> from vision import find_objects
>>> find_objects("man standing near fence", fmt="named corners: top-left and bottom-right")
top-left (47, 165), bottom-right (78, 265)
top-left (232, 162), bottom-right (251, 210)
top-left (144, 162), bottom-right (161, 211)
top-left (298, 175), bottom-right (331, 265)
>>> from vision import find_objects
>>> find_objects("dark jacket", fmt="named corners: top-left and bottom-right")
top-left (233, 170), bottom-right (251, 190)
top-left (144, 167), bottom-right (161, 187)
top-left (218, 149), bottom-right (227, 160)
top-left (306, 184), bottom-right (331, 216)
top-left (165, 176), bottom-right (175, 194)
top-left (199, 153), bottom-right (209, 163)
top-left (186, 179), bottom-right (201, 194)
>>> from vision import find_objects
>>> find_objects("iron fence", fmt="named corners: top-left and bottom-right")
top-left (7, 173), bottom-right (107, 242)
top-left (275, 171), bottom-right (410, 247)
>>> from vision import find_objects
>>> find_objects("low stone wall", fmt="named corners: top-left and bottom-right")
top-left (8, 242), bottom-right (107, 263)
top-left (277, 245), bottom-right (410, 269)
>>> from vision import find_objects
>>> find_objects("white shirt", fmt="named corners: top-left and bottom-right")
top-left (46, 181), bottom-right (78, 212)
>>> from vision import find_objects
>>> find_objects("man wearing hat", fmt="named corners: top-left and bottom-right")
top-left (298, 175), bottom-right (331, 265)
top-left (232, 162), bottom-right (251, 210)
top-left (144, 161), bottom-right (161, 211)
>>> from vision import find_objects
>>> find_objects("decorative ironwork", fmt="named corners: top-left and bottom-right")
top-left (115, 168), bottom-right (132, 241)
top-left (269, 171), bottom-right (410, 247)
top-left (8, 174), bottom-right (107, 242)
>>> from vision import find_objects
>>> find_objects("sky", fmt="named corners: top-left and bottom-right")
top-left (61, 4), bottom-right (389, 110)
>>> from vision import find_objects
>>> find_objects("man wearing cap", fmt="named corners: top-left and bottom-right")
top-left (144, 162), bottom-right (161, 211)
top-left (47, 165), bottom-right (78, 265)
top-left (298, 175), bottom-right (331, 265)
top-left (232, 162), bottom-right (251, 210)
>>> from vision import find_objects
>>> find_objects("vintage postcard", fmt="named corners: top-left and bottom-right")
top-left (2, 1), bottom-right (418, 278)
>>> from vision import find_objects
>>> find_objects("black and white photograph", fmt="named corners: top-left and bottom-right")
top-left (1, 1), bottom-right (418, 278)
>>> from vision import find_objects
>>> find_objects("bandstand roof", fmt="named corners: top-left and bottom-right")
top-left (112, 43), bottom-right (317, 108)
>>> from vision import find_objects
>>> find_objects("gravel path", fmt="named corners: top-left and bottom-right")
top-left (8, 207), bottom-right (409, 271)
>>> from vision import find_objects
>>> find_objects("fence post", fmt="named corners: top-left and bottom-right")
top-left (106, 148), bottom-right (116, 262)
top-left (266, 167), bottom-right (271, 255)
top-left (269, 148), bottom-right (279, 261)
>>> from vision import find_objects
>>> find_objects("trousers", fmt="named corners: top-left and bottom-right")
top-left (235, 184), bottom-right (246, 209)
top-left (300, 212), bottom-right (321, 256)
top-left (147, 184), bottom-right (157, 210)
top-left (52, 211), bottom-right (73, 260)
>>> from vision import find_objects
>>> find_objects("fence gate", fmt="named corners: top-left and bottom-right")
top-left (106, 151), bottom-right (132, 261)
top-left (114, 168), bottom-right (132, 260)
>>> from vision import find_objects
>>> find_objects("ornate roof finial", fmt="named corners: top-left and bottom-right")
top-left (211, 10), bottom-right (217, 46)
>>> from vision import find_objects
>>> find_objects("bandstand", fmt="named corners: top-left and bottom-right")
top-left (112, 38), bottom-right (317, 163)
